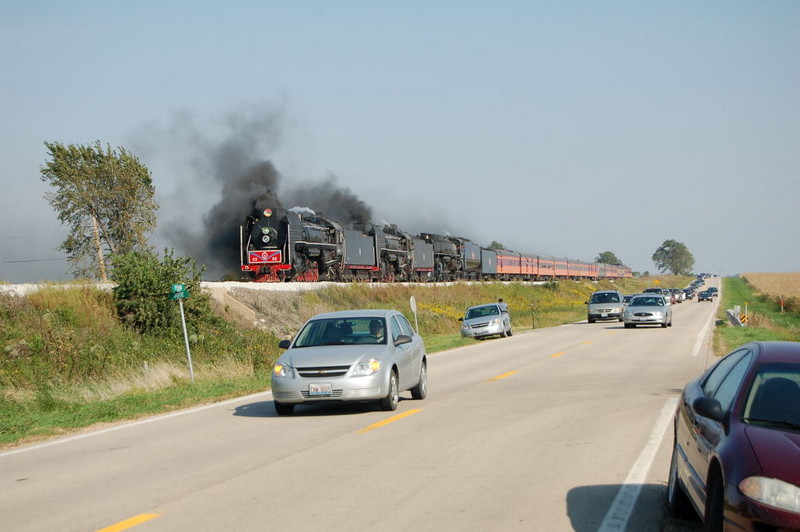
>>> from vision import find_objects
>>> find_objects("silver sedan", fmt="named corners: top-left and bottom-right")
top-left (623, 294), bottom-right (673, 328)
top-left (459, 303), bottom-right (512, 339)
top-left (271, 309), bottom-right (427, 415)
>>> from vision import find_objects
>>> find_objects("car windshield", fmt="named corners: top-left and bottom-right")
top-left (742, 364), bottom-right (800, 428)
top-left (630, 297), bottom-right (663, 307)
top-left (591, 293), bottom-right (620, 303)
top-left (293, 317), bottom-right (386, 347)
top-left (466, 306), bottom-right (499, 320)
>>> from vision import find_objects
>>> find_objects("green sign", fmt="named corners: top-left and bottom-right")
top-left (169, 288), bottom-right (189, 300)
top-left (169, 283), bottom-right (190, 299)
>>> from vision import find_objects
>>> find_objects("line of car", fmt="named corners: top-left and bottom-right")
top-left (586, 279), bottom-right (714, 329)
top-left (270, 284), bottom-right (800, 530)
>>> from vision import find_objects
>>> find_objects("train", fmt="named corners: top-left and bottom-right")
top-left (239, 207), bottom-right (632, 282)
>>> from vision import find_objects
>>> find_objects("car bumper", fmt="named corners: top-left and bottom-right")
top-left (272, 373), bottom-right (388, 404)
top-left (588, 312), bottom-right (623, 320)
top-left (460, 322), bottom-right (505, 338)
top-left (624, 316), bottom-right (667, 325)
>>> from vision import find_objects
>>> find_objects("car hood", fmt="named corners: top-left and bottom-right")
top-left (745, 425), bottom-right (800, 480)
top-left (462, 316), bottom-right (502, 326)
top-left (281, 345), bottom-right (390, 367)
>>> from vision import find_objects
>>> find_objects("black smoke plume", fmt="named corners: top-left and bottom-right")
top-left (132, 107), bottom-right (374, 279)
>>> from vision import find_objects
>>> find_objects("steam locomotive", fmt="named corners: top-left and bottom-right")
top-left (239, 207), bottom-right (632, 282)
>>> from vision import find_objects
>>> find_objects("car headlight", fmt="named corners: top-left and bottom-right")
top-left (352, 358), bottom-right (381, 376)
top-left (740, 476), bottom-right (800, 513)
top-left (490, 318), bottom-right (501, 327)
top-left (272, 363), bottom-right (293, 378)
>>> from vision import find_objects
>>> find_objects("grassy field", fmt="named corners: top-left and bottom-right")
top-left (741, 272), bottom-right (800, 298)
top-left (715, 275), bottom-right (800, 355)
top-left (0, 275), bottom-right (690, 447)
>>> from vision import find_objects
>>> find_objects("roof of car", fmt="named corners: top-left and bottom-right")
top-left (750, 341), bottom-right (800, 364)
top-left (467, 303), bottom-right (501, 310)
top-left (306, 309), bottom-right (400, 320)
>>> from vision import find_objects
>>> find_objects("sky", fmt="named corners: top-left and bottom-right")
top-left (1, 1), bottom-right (798, 282)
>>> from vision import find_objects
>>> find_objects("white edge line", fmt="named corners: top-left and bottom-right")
top-left (597, 397), bottom-right (678, 532)
top-left (0, 390), bottom-right (273, 458)
top-left (692, 291), bottom-right (721, 357)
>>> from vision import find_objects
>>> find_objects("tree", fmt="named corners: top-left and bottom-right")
top-left (111, 249), bottom-right (214, 334)
top-left (40, 141), bottom-right (159, 280)
top-left (595, 251), bottom-right (623, 266)
top-left (488, 241), bottom-right (505, 250)
top-left (652, 239), bottom-right (695, 275)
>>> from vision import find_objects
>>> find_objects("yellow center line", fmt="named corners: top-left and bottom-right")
top-left (357, 408), bottom-right (422, 434)
top-left (550, 352), bottom-right (566, 358)
top-left (489, 370), bottom-right (519, 381)
top-left (581, 340), bottom-right (593, 346)
top-left (96, 514), bottom-right (160, 532)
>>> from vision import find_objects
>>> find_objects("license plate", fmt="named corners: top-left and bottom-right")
top-left (309, 383), bottom-right (333, 396)
top-left (600, 313), bottom-right (608, 318)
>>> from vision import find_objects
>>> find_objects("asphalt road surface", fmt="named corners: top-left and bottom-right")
top-left (1, 283), bottom-right (721, 532)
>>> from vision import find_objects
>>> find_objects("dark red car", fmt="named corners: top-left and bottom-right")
top-left (667, 341), bottom-right (800, 531)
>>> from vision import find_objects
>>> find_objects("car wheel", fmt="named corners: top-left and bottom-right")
top-left (380, 371), bottom-right (399, 411)
top-left (507, 328), bottom-right (513, 337)
top-left (666, 445), bottom-right (695, 519)
top-left (705, 474), bottom-right (724, 532)
top-left (274, 401), bottom-right (294, 416)
top-left (668, 318), bottom-right (673, 327)
top-left (661, 320), bottom-right (668, 328)
top-left (410, 361), bottom-right (427, 400)
top-left (588, 317), bottom-right (596, 324)
top-left (618, 317), bottom-right (624, 322)
top-left (500, 329), bottom-right (507, 338)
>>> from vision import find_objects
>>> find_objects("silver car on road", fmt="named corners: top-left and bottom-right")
top-left (272, 309), bottom-right (427, 415)
top-left (459, 303), bottom-right (512, 339)
top-left (623, 294), bottom-right (673, 328)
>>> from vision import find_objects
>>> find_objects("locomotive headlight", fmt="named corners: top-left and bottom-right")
top-left (262, 234), bottom-right (271, 244)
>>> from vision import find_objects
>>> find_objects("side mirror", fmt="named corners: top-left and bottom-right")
top-left (278, 339), bottom-right (291, 349)
top-left (394, 334), bottom-right (412, 346)
top-left (692, 396), bottom-right (725, 423)
top-left (458, 317), bottom-right (463, 322)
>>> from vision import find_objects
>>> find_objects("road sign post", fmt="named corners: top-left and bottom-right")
top-left (409, 296), bottom-right (419, 332)
top-left (170, 284), bottom-right (194, 382)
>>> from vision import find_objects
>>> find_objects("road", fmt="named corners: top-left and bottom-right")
top-left (1, 283), bottom-right (720, 532)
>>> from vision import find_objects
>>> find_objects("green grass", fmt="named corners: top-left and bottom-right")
top-left (0, 276), bottom-right (689, 447)
top-left (715, 277), bottom-right (800, 355)
top-left (0, 374), bottom-right (266, 446)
